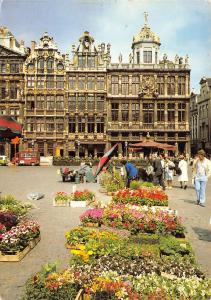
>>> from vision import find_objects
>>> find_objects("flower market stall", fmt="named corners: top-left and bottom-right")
top-left (0, 195), bottom-right (40, 261)
top-left (22, 183), bottom-right (211, 299)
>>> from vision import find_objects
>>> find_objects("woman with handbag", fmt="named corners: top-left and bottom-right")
top-left (164, 157), bottom-right (175, 189)
top-left (178, 155), bottom-right (188, 189)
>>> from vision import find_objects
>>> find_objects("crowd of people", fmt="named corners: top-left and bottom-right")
top-left (109, 149), bottom-right (211, 208)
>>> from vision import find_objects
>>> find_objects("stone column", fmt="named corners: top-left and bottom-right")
top-left (44, 141), bottom-right (48, 157)
top-left (164, 101), bottom-right (168, 129)
top-left (175, 102), bottom-right (178, 130)
top-left (154, 101), bottom-right (157, 128)
top-left (164, 76), bottom-right (168, 97)
top-left (139, 101), bottom-right (143, 126)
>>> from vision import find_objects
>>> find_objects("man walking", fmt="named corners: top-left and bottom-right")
top-left (192, 150), bottom-right (211, 207)
top-left (153, 154), bottom-right (165, 190)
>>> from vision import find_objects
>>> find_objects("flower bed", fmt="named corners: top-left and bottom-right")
top-left (0, 194), bottom-right (33, 217)
top-left (112, 187), bottom-right (168, 206)
top-left (0, 195), bottom-right (40, 261)
top-left (0, 220), bottom-right (40, 255)
top-left (102, 204), bottom-right (185, 237)
top-left (80, 208), bottom-right (103, 227)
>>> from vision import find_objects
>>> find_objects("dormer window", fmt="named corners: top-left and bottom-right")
top-left (146, 34), bottom-right (149, 38)
top-left (143, 50), bottom-right (152, 63)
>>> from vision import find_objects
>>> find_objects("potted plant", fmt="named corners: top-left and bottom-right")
top-left (54, 192), bottom-right (71, 206)
top-left (70, 190), bottom-right (95, 208)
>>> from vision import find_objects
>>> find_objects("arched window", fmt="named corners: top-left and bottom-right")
top-left (47, 58), bottom-right (54, 72)
top-left (37, 58), bottom-right (44, 71)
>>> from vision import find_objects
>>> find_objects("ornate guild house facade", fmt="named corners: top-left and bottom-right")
top-left (0, 14), bottom-right (191, 158)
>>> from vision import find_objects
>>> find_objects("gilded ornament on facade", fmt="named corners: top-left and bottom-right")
top-left (140, 75), bottom-right (156, 97)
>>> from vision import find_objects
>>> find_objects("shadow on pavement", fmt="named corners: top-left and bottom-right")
top-left (183, 199), bottom-right (197, 205)
top-left (192, 227), bottom-right (211, 242)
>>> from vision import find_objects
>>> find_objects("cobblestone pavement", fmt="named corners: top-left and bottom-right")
top-left (0, 166), bottom-right (211, 300)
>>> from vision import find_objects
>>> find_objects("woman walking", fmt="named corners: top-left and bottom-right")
top-left (164, 157), bottom-right (175, 189)
top-left (178, 155), bottom-right (188, 189)
top-left (192, 150), bottom-right (211, 207)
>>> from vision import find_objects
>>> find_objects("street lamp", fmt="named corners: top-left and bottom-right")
top-left (125, 141), bottom-right (128, 158)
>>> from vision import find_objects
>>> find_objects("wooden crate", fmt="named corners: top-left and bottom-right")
top-left (0, 235), bottom-right (40, 262)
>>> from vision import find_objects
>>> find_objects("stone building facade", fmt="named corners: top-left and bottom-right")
top-left (190, 78), bottom-right (211, 155)
top-left (0, 15), bottom-right (191, 158)
top-left (190, 92), bottom-right (199, 154)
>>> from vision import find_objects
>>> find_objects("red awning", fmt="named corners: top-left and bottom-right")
top-left (129, 140), bottom-right (176, 151)
top-left (0, 116), bottom-right (22, 138)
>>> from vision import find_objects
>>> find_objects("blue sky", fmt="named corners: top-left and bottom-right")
top-left (0, 0), bottom-right (211, 92)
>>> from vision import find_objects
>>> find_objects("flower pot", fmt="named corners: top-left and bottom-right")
top-left (70, 200), bottom-right (86, 208)
top-left (53, 197), bottom-right (70, 207)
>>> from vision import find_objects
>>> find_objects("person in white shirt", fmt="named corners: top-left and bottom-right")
top-left (192, 149), bottom-right (211, 207)
top-left (178, 155), bottom-right (188, 189)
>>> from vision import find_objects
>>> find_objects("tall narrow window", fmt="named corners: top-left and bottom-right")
top-left (37, 95), bottom-right (45, 109)
top-left (37, 76), bottom-right (45, 89)
top-left (122, 76), bottom-right (129, 95)
top-left (97, 117), bottom-right (104, 133)
top-left (46, 117), bottom-right (54, 131)
top-left (0, 61), bottom-right (6, 73)
top-left (111, 76), bottom-right (119, 95)
top-left (78, 95), bottom-right (86, 110)
top-left (69, 76), bottom-right (76, 90)
top-left (10, 81), bottom-right (18, 99)
top-left (47, 58), bottom-right (54, 73)
top-left (167, 103), bottom-right (175, 122)
top-left (46, 76), bottom-right (54, 89)
top-left (97, 76), bottom-right (104, 90)
top-left (56, 76), bottom-right (64, 89)
top-left (26, 95), bottom-right (35, 110)
top-left (157, 76), bottom-right (164, 95)
top-left (69, 117), bottom-right (76, 133)
top-left (178, 103), bottom-right (186, 122)
top-left (143, 51), bottom-right (152, 63)
top-left (78, 76), bottom-right (86, 90)
top-left (46, 95), bottom-right (55, 110)
top-left (87, 95), bottom-right (95, 110)
top-left (27, 76), bottom-right (35, 88)
top-left (0, 81), bottom-right (6, 99)
top-left (111, 103), bottom-right (119, 121)
top-left (37, 58), bottom-right (44, 73)
top-left (88, 117), bottom-right (95, 133)
top-left (87, 76), bottom-right (95, 90)
top-left (136, 52), bottom-right (140, 64)
top-left (122, 103), bottom-right (129, 121)
top-left (178, 77), bottom-right (185, 95)
top-left (157, 103), bottom-right (165, 122)
top-left (132, 76), bottom-right (139, 95)
top-left (78, 117), bottom-right (85, 132)
top-left (87, 56), bottom-right (95, 68)
top-left (36, 118), bottom-right (45, 132)
top-left (132, 103), bottom-right (140, 121)
top-left (96, 95), bottom-right (104, 111)
top-left (56, 118), bottom-right (64, 132)
top-left (78, 55), bottom-right (86, 67)
top-left (167, 76), bottom-right (175, 95)
top-left (68, 95), bottom-right (76, 111)
top-left (143, 103), bottom-right (154, 124)
top-left (56, 95), bottom-right (64, 110)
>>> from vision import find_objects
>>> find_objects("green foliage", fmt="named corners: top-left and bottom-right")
top-left (159, 236), bottom-right (194, 257)
top-left (0, 195), bottom-right (33, 217)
